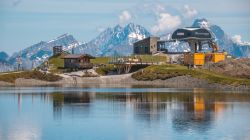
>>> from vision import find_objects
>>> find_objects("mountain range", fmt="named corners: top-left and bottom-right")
top-left (6, 34), bottom-right (80, 69)
top-left (1, 18), bottom-right (250, 71)
top-left (192, 18), bottom-right (250, 57)
top-left (76, 23), bottom-right (151, 56)
top-left (0, 51), bottom-right (14, 72)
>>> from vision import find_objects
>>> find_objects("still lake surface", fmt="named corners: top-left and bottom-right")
top-left (0, 87), bottom-right (250, 140)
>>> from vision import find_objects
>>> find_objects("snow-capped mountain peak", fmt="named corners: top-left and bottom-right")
top-left (76, 23), bottom-right (151, 56)
top-left (128, 32), bottom-right (145, 40)
top-left (192, 18), bottom-right (211, 29)
top-left (192, 18), bottom-right (250, 57)
top-left (8, 33), bottom-right (79, 69)
top-left (4, 19), bottom-right (249, 72)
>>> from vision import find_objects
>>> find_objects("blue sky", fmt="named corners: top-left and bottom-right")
top-left (0, 0), bottom-right (250, 55)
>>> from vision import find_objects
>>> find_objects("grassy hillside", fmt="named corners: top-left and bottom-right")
top-left (90, 55), bottom-right (167, 65)
top-left (132, 55), bottom-right (167, 63)
top-left (38, 54), bottom-right (65, 73)
top-left (92, 55), bottom-right (167, 76)
top-left (0, 70), bottom-right (62, 83)
top-left (95, 64), bottom-right (116, 75)
top-left (49, 54), bottom-right (64, 68)
top-left (132, 64), bottom-right (250, 86)
top-left (90, 57), bottom-right (110, 64)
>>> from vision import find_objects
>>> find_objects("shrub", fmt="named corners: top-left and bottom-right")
top-left (0, 70), bottom-right (62, 83)
top-left (95, 65), bottom-right (116, 76)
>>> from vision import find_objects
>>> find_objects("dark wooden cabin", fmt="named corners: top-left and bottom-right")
top-left (62, 54), bottom-right (95, 70)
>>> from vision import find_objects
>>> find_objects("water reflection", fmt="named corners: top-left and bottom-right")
top-left (52, 93), bottom-right (93, 120)
top-left (7, 122), bottom-right (41, 140)
top-left (172, 94), bottom-right (215, 132)
top-left (1, 89), bottom-right (250, 140)
top-left (17, 92), bottom-right (248, 121)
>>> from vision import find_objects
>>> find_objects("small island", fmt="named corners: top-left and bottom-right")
top-left (1, 50), bottom-right (249, 90)
top-left (1, 28), bottom-right (250, 91)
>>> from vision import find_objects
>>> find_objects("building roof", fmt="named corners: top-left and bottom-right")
top-left (133, 36), bottom-right (160, 45)
top-left (172, 28), bottom-right (213, 40)
top-left (62, 54), bottom-right (95, 59)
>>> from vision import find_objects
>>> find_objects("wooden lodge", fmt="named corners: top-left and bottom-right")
top-left (62, 54), bottom-right (95, 70)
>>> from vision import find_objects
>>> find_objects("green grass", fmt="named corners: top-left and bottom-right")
top-left (49, 54), bottom-right (64, 68)
top-left (90, 55), bottom-right (167, 65)
top-left (90, 57), bottom-right (110, 64)
top-left (132, 65), bottom-right (250, 86)
top-left (37, 54), bottom-right (65, 73)
top-left (95, 64), bottom-right (116, 75)
top-left (48, 54), bottom-right (65, 73)
top-left (132, 55), bottom-right (167, 63)
top-left (0, 70), bottom-right (62, 83)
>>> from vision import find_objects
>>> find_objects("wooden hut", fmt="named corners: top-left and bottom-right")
top-left (62, 54), bottom-right (95, 70)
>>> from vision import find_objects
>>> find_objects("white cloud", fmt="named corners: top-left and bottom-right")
top-left (142, 3), bottom-right (182, 34)
top-left (232, 35), bottom-right (242, 43)
top-left (119, 10), bottom-right (132, 25)
top-left (232, 35), bottom-right (250, 45)
top-left (151, 13), bottom-right (181, 34)
top-left (183, 5), bottom-right (198, 19)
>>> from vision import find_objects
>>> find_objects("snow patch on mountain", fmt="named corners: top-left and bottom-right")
top-left (4, 19), bottom-right (249, 72)
top-left (76, 23), bottom-right (151, 56)
top-left (128, 32), bottom-right (145, 40)
top-left (8, 34), bottom-right (79, 69)
top-left (195, 19), bottom-right (211, 29)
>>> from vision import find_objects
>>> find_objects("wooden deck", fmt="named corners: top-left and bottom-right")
top-left (108, 56), bottom-right (162, 74)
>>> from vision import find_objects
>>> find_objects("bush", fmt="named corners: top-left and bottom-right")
top-left (0, 70), bottom-right (62, 83)
top-left (95, 64), bottom-right (116, 76)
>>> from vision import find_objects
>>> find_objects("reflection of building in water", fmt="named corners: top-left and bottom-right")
top-left (52, 92), bottom-right (94, 119)
top-left (214, 102), bottom-right (226, 119)
top-left (48, 91), bottom-right (230, 127)
top-left (17, 93), bottom-right (22, 112)
top-left (52, 94), bottom-right (64, 119)
top-left (97, 92), bottom-right (169, 122)
top-left (194, 95), bottom-right (206, 120)
top-left (93, 92), bottom-right (227, 124)
top-left (172, 94), bottom-right (212, 132)
top-left (172, 93), bottom-right (228, 132)
top-left (128, 93), bottom-right (167, 122)
top-left (16, 93), bottom-right (51, 112)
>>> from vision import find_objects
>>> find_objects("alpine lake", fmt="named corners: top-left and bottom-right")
top-left (0, 86), bottom-right (250, 140)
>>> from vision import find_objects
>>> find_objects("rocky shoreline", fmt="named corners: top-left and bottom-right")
top-left (0, 74), bottom-right (249, 91)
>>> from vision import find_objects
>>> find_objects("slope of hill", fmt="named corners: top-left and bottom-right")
top-left (203, 58), bottom-right (250, 79)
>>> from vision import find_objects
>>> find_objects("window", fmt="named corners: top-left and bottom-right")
top-left (145, 46), bottom-right (149, 53)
